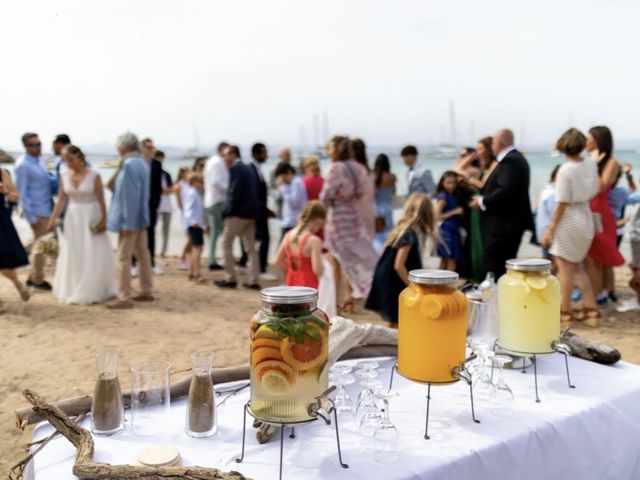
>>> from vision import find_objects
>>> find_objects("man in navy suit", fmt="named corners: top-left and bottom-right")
top-left (470, 129), bottom-right (533, 278)
top-left (214, 145), bottom-right (261, 290)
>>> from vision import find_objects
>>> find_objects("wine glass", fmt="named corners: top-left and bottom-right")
top-left (331, 365), bottom-right (355, 413)
top-left (372, 390), bottom-right (400, 464)
top-left (357, 381), bottom-right (384, 437)
top-left (490, 355), bottom-right (515, 416)
top-left (355, 368), bottom-right (379, 406)
top-left (473, 346), bottom-right (495, 398)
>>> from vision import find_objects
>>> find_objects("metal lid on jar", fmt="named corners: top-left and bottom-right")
top-left (408, 269), bottom-right (459, 285)
top-left (260, 286), bottom-right (318, 304)
top-left (505, 258), bottom-right (551, 272)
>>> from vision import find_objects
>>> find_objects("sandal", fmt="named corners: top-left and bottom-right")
top-left (561, 309), bottom-right (573, 329)
top-left (193, 276), bottom-right (207, 285)
top-left (581, 308), bottom-right (601, 328)
top-left (571, 307), bottom-right (584, 321)
top-left (338, 300), bottom-right (354, 315)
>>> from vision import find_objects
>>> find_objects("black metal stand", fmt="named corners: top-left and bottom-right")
top-left (388, 363), bottom-right (480, 440)
top-left (494, 342), bottom-right (575, 403)
top-left (235, 400), bottom-right (348, 480)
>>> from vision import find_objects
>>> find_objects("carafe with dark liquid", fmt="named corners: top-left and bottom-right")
top-left (91, 347), bottom-right (124, 435)
top-left (185, 350), bottom-right (217, 437)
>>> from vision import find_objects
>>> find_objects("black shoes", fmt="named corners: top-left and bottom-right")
top-left (208, 263), bottom-right (224, 271)
top-left (243, 283), bottom-right (261, 290)
top-left (214, 279), bottom-right (237, 289)
top-left (26, 279), bottom-right (52, 291)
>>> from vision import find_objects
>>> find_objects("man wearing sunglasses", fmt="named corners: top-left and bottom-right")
top-left (14, 132), bottom-right (54, 290)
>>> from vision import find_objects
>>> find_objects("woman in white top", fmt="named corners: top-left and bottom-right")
top-left (174, 166), bottom-right (192, 270)
top-left (541, 128), bottom-right (599, 327)
top-left (48, 145), bottom-right (116, 304)
top-left (157, 160), bottom-right (174, 258)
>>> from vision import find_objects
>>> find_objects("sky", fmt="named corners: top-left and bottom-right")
top-left (1, 0), bottom-right (639, 152)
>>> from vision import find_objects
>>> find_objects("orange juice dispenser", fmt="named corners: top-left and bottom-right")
top-left (398, 269), bottom-right (468, 383)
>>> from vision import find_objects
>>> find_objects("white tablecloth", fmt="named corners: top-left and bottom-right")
top-left (28, 356), bottom-right (640, 480)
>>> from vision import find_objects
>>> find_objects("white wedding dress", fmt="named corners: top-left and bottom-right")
top-left (54, 169), bottom-right (117, 304)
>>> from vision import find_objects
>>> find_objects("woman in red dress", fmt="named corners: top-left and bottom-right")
top-left (585, 126), bottom-right (625, 323)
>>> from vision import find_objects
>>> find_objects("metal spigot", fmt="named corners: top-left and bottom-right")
top-left (307, 385), bottom-right (336, 425)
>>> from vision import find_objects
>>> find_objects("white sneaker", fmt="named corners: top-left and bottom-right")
top-left (131, 266), bottom-right (139, 278)
top-left (153, 265), bottom-right (165, 275)
top-left (259, 272), bottom-right (278, 281)
top-left (616, 298), bottom-right (640, 313)
top-left (177, 260), bottom-right (189, 271)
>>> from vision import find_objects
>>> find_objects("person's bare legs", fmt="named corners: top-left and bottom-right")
top-left (603, 267), bottom-right (615, 296)
top-left (329, 255), bottom-right (341, 309)
top-left (629, 267), bottom-right (640, 302)
top-left (0, 269), bottom-right (29, 301)
top-left (584, 257), bottom-right (602, 297)
top-left (555, 257), bottom-right (574, 314)
top-left (191, 245), bottom-right (202, 280)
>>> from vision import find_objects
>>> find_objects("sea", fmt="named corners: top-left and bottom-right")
top-left (5, 149), bottom-right (640, 259)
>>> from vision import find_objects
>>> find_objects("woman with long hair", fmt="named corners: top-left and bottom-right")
top-left (366, 193), bottom-right (437, 326)
top-left (320, 135), bottom-right (378, 312)
top-left (300, 155), bottom-right (324, 201)
top-left (541, 128), bottom-right (600, 327)
top-left (373, 153), bottom-right (397, 251)
top-left (584, 126), bottom-right (625, 303)
top-left (48, 145), bottom-right (117, 304)
top-left (275, 201), bottom-right (326, 288)
top-left (352, 138), bottom-right (376, 237)
top-left (0, 168), bottom-right (30, 311)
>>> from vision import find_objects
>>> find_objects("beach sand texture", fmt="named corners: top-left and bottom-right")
top-left (1, 263), bottom-right (639, 473)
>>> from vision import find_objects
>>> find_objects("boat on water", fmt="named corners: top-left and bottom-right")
top-left (99, 160), bottom-right (120, 169)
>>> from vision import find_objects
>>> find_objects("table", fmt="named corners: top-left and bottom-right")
top-left (28, 355), bottom-right (640, 480)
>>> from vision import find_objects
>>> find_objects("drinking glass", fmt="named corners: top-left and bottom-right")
top-left (331, 365), bottom-right (355, 413)
top-left (490, 354), bottom-right (515, 416)
top-left (91, 347), bottom-right (124, 435)
top-left (372, 390), bottom-right (400, 464)
top-left (131, 360), bottom-right (171, 436)
top-left (473, 346), bottom-right (495, 397)
top-left (354, 368), bottom-right (379, 406)
top-left (357, 380), bottom-right (383, 437)
top-left (185, 350), bottom-right (217, 438)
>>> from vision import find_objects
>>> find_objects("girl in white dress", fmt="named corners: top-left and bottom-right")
top-left (48, 145), bottom-right (117, 304)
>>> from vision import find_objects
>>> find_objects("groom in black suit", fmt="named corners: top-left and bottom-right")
top-left (470, 129), bottom-right (533, 278)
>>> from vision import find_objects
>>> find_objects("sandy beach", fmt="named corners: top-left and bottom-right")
top-left (1, 260), bottom-right (639, 473)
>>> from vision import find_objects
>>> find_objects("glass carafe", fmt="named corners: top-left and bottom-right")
top-left (91, 347), bottom-right (124, 435)
top-left (398, 270), bottom-right (467, 383)
top-left (185, 350), bottom-right (217, 437)
top-left (498, 259), bottom-right (560, 354)
top-left (250, 286), bottom-right (329, 423)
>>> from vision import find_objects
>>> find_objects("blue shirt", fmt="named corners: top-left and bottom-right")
top-left (107, 155), bottom-right (150, 232)
top-left (183, 185), bottom-right (205, 228)
top-left (279, 176), bottom-right (308, 228)
top-left (14, 154), bottom-right (53, 223)
top-left (535, 183), bottom-right (556, 241)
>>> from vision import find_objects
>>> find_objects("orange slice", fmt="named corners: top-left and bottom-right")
top-left (252, 338), bottom-right (281, 351)
top-left (252, 346), bottom-right (283, 365)
top-left (420, 296), bottom-right (444, 319)
top-left (280, 326), bottom-right (328, 371)
top-left (254, 360), bottom-right (296, 388)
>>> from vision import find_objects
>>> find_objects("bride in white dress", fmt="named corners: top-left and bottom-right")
top-left (48, 145), bottom-right (117, 304)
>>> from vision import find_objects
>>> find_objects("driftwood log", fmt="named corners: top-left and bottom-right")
top-left (22, 390), bottom-right (250, 480)
top-left (16, 344), bottom-right (397, 428)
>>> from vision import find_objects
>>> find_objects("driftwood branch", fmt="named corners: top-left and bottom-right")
top-left (21, 390), bottom-right (250, 480)
top-left (15, 344), bottom-right (397, 428)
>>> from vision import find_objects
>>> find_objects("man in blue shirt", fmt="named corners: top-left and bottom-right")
top-left (106, 132), bottom-right (153, 309)
top-left (14, 132), bottom-right (54, 290)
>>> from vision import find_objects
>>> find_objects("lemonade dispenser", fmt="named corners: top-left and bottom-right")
top-left (498, 259), bottom-right (560, 354)
top-left (398, 270), bottom-right (468, 383)
top-left (249, 286), bottom-right (329, 423)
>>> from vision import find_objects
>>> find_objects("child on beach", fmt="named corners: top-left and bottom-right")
top-left (365, 193), bottom-right (437, 325)
top-left (275, 201), bottom-right (326, 289)
top-left (183, 173), bottom-right (207, 283)
top-left (435, 171), bottom-right (463, 271)
top-left (535, 165), bottom-right (560, 263)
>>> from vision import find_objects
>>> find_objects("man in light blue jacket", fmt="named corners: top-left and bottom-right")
top-left (107, 132), bottom-right (153, 309)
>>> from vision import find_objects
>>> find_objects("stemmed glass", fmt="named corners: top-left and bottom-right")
top-left (490, 355), bottom-right (515, 416)
top-left (467, 299), bottom-right (498, 395)
top-left (356, 379), bottom-right (384, 437)
top-left (372, 390), bottom-right (400, 464)
top-left (331, 365), bottom-right (355, 413)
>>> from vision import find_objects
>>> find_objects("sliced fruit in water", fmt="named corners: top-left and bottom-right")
top-left (280, 326), bottom-right (328, 371)
top-left (526, 277), bottom-right (548, 290)
top-left (261, 370), bottom-right (293, 395)
top-left (252, 337), bottom-right (281, 351)
top-left (420, 296), bottom-right (444, 319)
top-left (254, 360), bottom-right (296, 388)
top-left (252, 346), bottom-right (283, 365)
top-left (403, 285), bottom-right (421, 307)
top-left (255, 324), bottom-right (281, 340)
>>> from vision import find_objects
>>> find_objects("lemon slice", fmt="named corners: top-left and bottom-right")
top-left (420, 297), bottom-right (443, 319)
top-left (261, 370), bottom-right (292, 395)
top-left (402, 287), bottom-right (421, 307)
top-left (511, 280), bottom-right (531, 299)
top-left (526, 277), bottom-right (548, 290)
top-left (255, 325), bottom-right (281, 340)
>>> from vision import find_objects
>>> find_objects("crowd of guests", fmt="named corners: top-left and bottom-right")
top-left (1, 127), bottom-right (639, 327)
